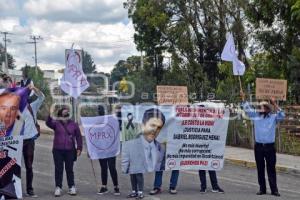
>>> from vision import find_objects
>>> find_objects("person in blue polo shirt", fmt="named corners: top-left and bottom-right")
top-left (240, 91), bottom-right (285, 197)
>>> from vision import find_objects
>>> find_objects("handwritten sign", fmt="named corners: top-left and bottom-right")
top-left (60, 49), bottom-right (89, 98)
top-left (256, 78), bottom-right (287, 101)
top-left (157, 85), bottom-right (188, 105)
top-left (81, 115), bottom-right (120, 160)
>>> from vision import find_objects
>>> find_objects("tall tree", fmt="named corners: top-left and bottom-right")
top-left (124, 0), bottom-right (249, 100)
top-left (245, 0), bottom-right (300, 102)
top-left (82, 51), bottom-right (96, 74)
top-left (0, 43), bottom-right (16, 69)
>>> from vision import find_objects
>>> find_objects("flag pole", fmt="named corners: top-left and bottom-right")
top-left (238, 75), bottom-right (243, 93)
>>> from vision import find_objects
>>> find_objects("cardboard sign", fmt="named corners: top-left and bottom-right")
top-left (256, 78), bottom-right (287, 101)
top-left (157, 85), bottom-right (188, 105)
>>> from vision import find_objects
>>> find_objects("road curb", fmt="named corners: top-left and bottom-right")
top-left (225, 158), bottom-right (300, 175)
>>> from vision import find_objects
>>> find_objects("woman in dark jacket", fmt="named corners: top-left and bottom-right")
top-left (46, 107), bottom-right (82, 197)
top-left (96, 105), bottom-right (120, 196)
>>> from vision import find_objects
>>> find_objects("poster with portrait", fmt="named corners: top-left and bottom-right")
top-left (60, 49), bottom-right (90, 98)
top-left (81, 115), bottom-right (120, 159)
top-left (121, 103), bottom-right (229, 174)
top-left (0, 87), bottom-right (29, 137)
top-left (0, 136), bottom-right (23, 199)
top-left (121, 105), bottom-right (175, 174)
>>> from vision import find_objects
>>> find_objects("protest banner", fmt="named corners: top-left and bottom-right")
top-left (60, 49), bottom-right (89, 98)
top-left (256, 78), bottom-right (287, 101)
top-left (156, 85), bottom-right (188, 105)
top-left (0, 136), bottom-right (23, 199)
top-left (121, 103), bottom-right (229, 174)
top-left (81, 115), bottom-right (120, 160)
top-left (165, 103), bottom-right (230, 171)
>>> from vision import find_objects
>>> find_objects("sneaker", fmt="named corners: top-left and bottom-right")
top-left (149, 188), bottom-right (161, 195)
top-left (200, 188), bottom-right (206, 193)
top-left (97, 187), bottom-right (109, 195)
top-left (127, 191), bottom-right (138, 198)
top-left (136, 192), bottom-right (144, 199)
top-left (169, 188), bottom-right (177, 194)
top-left (114, 187), bottom-right (121, 196)
top-left (256, 191), bottom-right (266, 195)
top-left (54, 187), bottom-right (62, 197)
top-left (26, 190), bottom-right (38, 198)
top-left (271, 192), bottom-right (281, 197)
top-left (212, 187), bottom-right (224, 193)
top-left (68, 186), bottom-right (77, 196)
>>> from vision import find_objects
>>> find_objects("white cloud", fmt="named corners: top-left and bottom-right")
top-left (0, 17), bottom-right (19, 31)
top-left (0, 0), bottom-right (138, 74)
top-left (0, 0), bottom-right (18, 16)
top-left (3, 18), bottom-right (137, 73)
top-left (24, 0), bottom-right (128, 24)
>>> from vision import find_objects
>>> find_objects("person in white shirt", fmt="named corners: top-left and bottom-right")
top-left (21, 85), bottom-right (45, 197)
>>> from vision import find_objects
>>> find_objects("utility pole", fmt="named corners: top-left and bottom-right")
top-left (28, 35), bottom-right (43, 73)
top-left (0, 31), bottom-right (12, 73)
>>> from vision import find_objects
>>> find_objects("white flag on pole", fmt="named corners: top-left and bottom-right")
top-left (60, 49), bottom-right (89, 98)
top-left (232, 56), bottom-right (245, 76)
top-left (221, 33), bottom-right (245, 76)
top-left (221, 33), bottom-right (236, 62)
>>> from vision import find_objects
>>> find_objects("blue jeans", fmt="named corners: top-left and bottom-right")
top-left (153, 170), bottom-right (179, 189)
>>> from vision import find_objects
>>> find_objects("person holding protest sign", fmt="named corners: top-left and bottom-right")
top-left (241, 91), bottom-right (285, 197)
top-left (46, 107), bottom-right (82, 197)
top-left (96, 105), bottom-right (120, 196)
top-left (198, 170), bottom-right (224, 194)
top-left (149, 170), bottom-right (180, 195)
top-left (149, 142), bottom-right (180, 195)
top-left (21, 85), bottom-right (44, 197)
top-left (122, 108), bottom-right (166, 199)
top-left (20, 69), bottom-right (32, 88)
top-left (0, 149), bottom-right (21, 199)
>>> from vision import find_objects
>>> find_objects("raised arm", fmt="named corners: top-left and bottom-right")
top-left (240, 91), bottom-right (258, 119)
top-left (46, 115), bottom-right (56, 130)
top-left (270, 97), bottom-right (285, 122)
top-left (29, 86), bottom-right (45, 113)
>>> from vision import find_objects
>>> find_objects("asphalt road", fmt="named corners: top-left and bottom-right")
top-left (21, 134), bottom-right (300, 200)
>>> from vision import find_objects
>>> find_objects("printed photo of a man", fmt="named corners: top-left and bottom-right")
top-left (122, 108), bottom-right (166, 174)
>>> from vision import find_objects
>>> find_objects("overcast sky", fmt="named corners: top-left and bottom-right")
top-left (0, 0), bottom-right (138, 73)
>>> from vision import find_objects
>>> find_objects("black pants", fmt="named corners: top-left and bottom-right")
top-left (99, 157), bottom-right (118, 186)
top-left (52, 149), bottom-right (75, 188)
top-left (130, 173), bottom-right (144, 192)
top-left (198, 170), bottom-right (219, 190)
top-left (254, 143), bottom-right (278, 193)
top-left (23, 139), bottom-right (35, 193)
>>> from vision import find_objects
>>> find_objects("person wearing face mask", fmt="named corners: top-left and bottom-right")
top-left (46, 107), bottom-right (82, 197)
top-left (122, 108), bottom-right (166, 199)
top-left (240, 91), bottom-right (285, 197)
